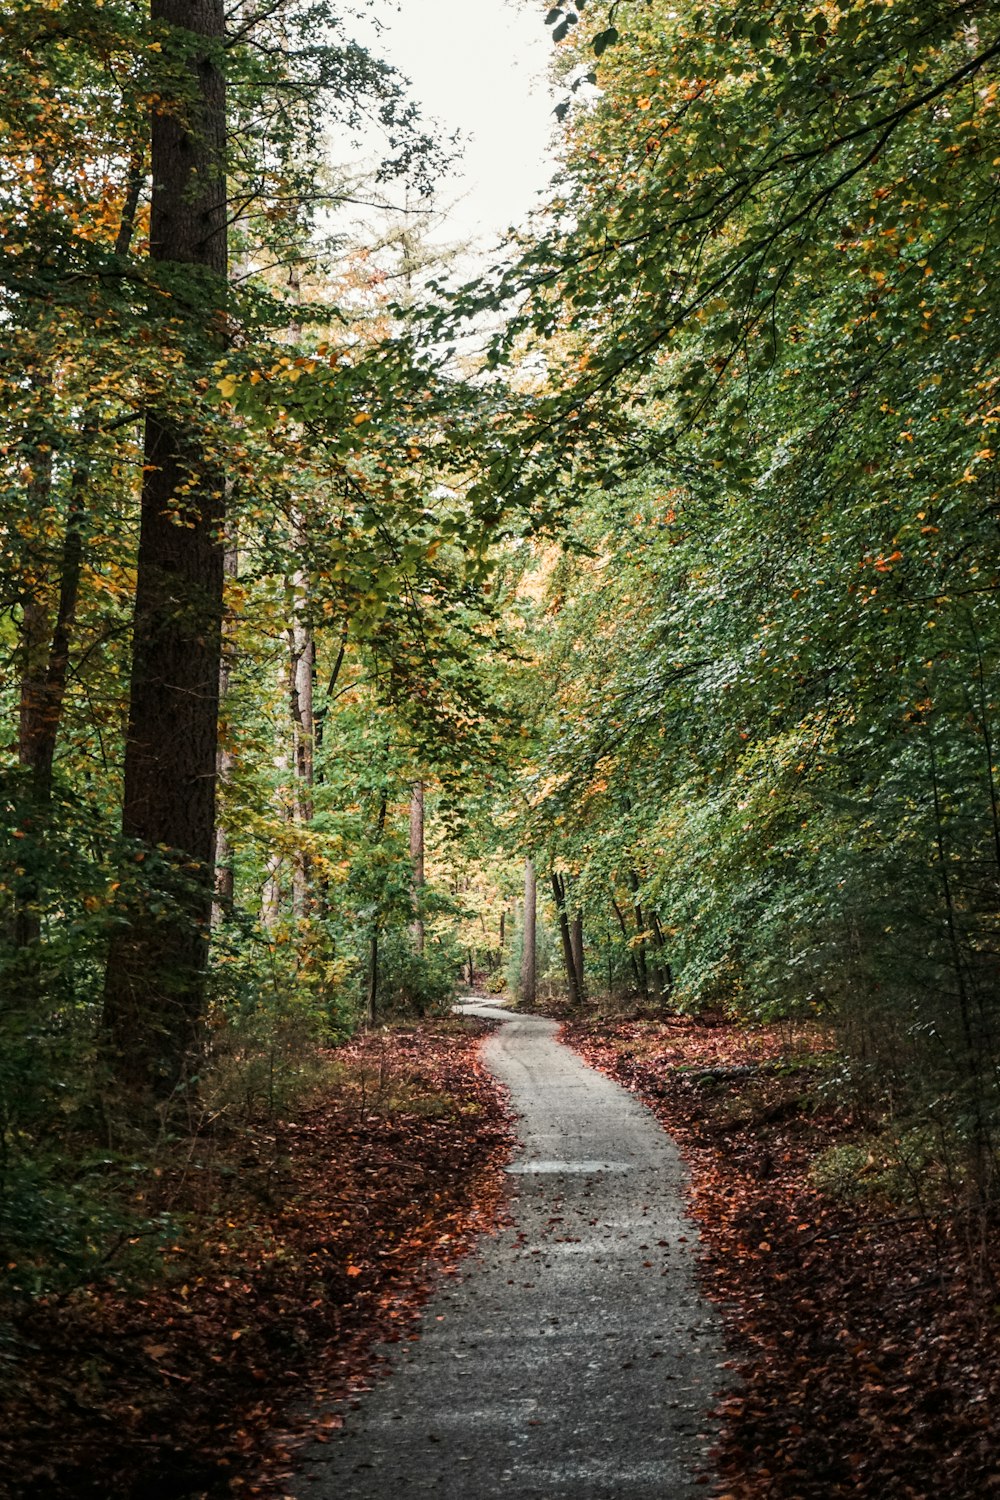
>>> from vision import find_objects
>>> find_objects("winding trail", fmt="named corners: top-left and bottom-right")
top-left (292, 1001), bottom-right (723, 1498)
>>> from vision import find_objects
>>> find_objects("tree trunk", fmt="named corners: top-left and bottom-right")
top-left (627, 869), bottom-right (651, 1002)
top-left (611, 894), bottom-right (644, 997)
top-left (366, 927), bottom-right (379, 1027)
top-left (410, 780), bottom-right (425, 955)
top-left (289, 566), bottom-right (314, 919)
top-left (261, 847), bottom-right (283, 930)
top-left (521, 858), bottom-right (536, 1006)
top-left (551, 871), bottom-right (582, 1008)
top-left (649, 910), bottom-right (673, 997)
top-left (570, 906), bottom-right (585, 1002)
top-left (12, 440), bottom-right (54, 951)
top-left (212, 531), bottom-right (238, 924)
top-left (365, 789), bottom-right (388, 1025)
top-left (102, 0), bottom-right (227, 1099)
top-left (17, 444), bottom-right (54, 781)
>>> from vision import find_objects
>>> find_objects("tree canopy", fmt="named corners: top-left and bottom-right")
top-left (1, 0), bottom-right (998, 1297)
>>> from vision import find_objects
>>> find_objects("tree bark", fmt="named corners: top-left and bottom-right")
top-left (611, 894), bottom-right (644, 997)
top-left (365, 789), bottom-right (388, 1025)
top-left (17, 441), bottom-right (54, 782)
top-left (520, 858), bottom-right (536, 1006)
top-left (551, 870), bottom-right (582, 1008)
top-left (627, 869), bottom-right (652, 1002)
top-left (12, 438), bottom-right (53, 951)
top-left (570, 905), bottom-right (585, 1002)
top-left (102, 0), bottom-right (228, 1098)
top-left (410, 780), bottom-right (425, 955)
top-left (649, 910), bottom-right (673, 998)
top-left (289, 566), bottom-right (314, 919)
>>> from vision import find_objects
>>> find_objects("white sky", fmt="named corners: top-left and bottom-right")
top-left (353, 0), bottom-right (559, 250)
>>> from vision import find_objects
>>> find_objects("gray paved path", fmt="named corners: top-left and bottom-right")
top-left (291, 1001), bottom-right (723, 1499)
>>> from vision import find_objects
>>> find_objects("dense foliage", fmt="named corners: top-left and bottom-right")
top-left (0, 0), bottom-right (500, 1290)
top-left (471, 0), bottom-right (1000, 1218)
top-left (2, 0), bottom-right (998, 1309)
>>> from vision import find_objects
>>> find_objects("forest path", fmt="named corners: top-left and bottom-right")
top-left (291, 1000), bottom-right (722, 1499)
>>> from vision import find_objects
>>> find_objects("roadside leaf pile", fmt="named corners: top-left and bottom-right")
top-left (0, 1020), bottom-right (512, 1500)
top-left (565, 1017), bottom-right (999, 1499)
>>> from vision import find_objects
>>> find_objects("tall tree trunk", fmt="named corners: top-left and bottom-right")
top-left (521, 858), bottom-right (536, 1006)
top-left (102, 0), bottom-right (227, 1099)
top-left (410, 780), bottom-right (425, 955)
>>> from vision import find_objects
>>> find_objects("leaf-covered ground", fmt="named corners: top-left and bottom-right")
top-left (0, 1019), bottom-right (513, 1500)
top-left (563, 1017), bottom-right (999, 1500)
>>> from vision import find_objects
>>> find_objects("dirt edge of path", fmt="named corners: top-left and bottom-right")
top-left (562, 1016), bottom-right (999, 1500)
top-left (0, 1019), bottom-right (516, 1500)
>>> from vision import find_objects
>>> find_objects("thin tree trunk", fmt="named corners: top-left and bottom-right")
top-left (627, 869), bottom-right (651, 1002)
top-left (521, 858), bottom-right (536, 1006)
top-left (12, 440), bottom-right (53, 951)
top-left (649, 910), bottom-right (673, 996)
top-left (313, 622), bottom-right (348, 768)
top-left (410, 780), bottom-right (425, 955)
top-left (289, 568), bottom-right (314, 919)
top-left (366, 927), bottom-right (379, 1027)
top-left (611, 894), bottom-right (644, 995)
top-left (18, 441), bottom-right (54, 780)
top-left (102, 0), bottom-right (228, 1099)
top-left (212, 531), bottom-right (238, 924)
top-left (551, 871), bottom-right (582, 1008)
top-left (570, 904), bottom-right (585, 1002)
top-left (313, 623), bottom-right (348, 915)
top-left (365, 789), bottom-right (388, 1025)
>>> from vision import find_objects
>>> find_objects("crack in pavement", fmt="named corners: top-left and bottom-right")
top-left (291, 1000), bottom-right (724, 1498)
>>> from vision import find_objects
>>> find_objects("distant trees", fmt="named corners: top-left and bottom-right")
top-left (465, 0), bottom-right (1000, 1209)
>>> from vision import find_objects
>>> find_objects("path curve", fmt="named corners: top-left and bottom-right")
top-left (292, 1002), bottom-right (723, 1499)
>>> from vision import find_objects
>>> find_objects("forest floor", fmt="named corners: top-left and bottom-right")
top-left (562, 1013), bottom-right (1000, 1500)
top-left (0, 1017), bottom-right (513, 1500)
top-left (5, 1008), bottom-right (997, 1500)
